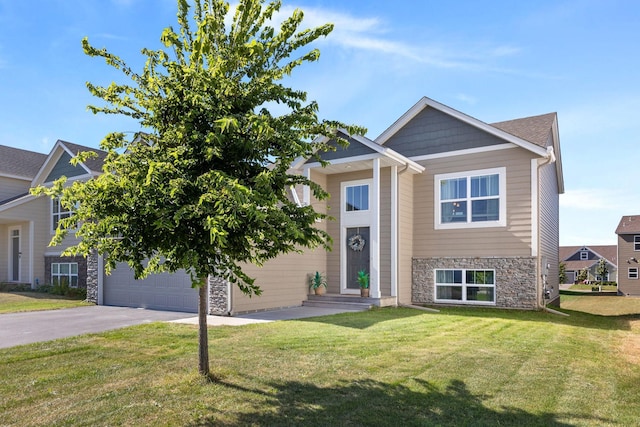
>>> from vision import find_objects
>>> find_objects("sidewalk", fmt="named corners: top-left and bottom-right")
top-left (171, 305), bottom-right (361, 326)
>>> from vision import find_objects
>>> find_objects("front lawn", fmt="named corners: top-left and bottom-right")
top-left (1, 306), bottom-right (638, 426)
top-left (0, 291), bottom-right (91, 314)
top-left (560, 293), bottom-right (640, 316)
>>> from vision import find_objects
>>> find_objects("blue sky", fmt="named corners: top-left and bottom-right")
top-left (1, 0), bottom-right (639, 246)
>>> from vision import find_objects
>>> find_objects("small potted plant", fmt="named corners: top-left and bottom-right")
top-left (357, 269), bottom-right (370, 297)
top-left (309, 271), bottom-right (327, 295)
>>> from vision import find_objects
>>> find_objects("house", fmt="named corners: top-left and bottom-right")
top-left (0, 141), bottom-right (104, 292)
top-left (213, 96), bottom-right (564, 313)
top-left (615, 215), bottom-right (640, 296)
top-left (1, 96), bottom-right (564, 313)
top-left (559, 245), bottom-right (617, 283)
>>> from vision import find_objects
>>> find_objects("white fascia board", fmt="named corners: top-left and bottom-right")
top-left (375, 96), bottom-right (549, 157)
top-left (410, 143), bottom-right (517, 162)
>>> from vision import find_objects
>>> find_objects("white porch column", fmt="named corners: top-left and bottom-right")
top-left (390, 165), bottom-right (398, 298)
top-left (29, 221), bottom-right (34, 288)
top-left (371, 158), bottom-right (381, 298)
top-left (303, 167), bottom-right (311, 206)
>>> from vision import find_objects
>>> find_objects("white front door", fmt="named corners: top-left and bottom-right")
top-left (9, 226), bottom-right (21, 282)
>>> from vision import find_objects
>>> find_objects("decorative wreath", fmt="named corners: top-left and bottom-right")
top-left (348, 234), bottom-right (366, 252)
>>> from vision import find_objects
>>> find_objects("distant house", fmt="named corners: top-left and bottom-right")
top-left (559, 245), bottom-right (617, 284)
top-left (0, 141), bottom-right (105, 292)
top-left (1, 96), bottom-right (565, 313)
top-left (615, 215), bottom-right (640, 296)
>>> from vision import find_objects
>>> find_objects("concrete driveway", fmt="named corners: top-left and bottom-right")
top-left (0, 305), bottom-right (359, 349)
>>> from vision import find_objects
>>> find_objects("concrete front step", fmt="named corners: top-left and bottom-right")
top-left (302, 299), bottom-right (372, 311)
top-left (303, 293), bottom-right (397, 310)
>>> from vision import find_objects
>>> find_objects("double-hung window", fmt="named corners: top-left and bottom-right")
top-left (435, 167), bottom-right (506, 229)
top-left (435, 269), bottom-right (495, 304)
top-left (634, 236), bottom-right (640, 251)
top-left (52, 197), bottom-right (73, 232)
top-left (629, 268), bottom-right (639, 280)
top-left (52, 263), bottom-right (79, 288)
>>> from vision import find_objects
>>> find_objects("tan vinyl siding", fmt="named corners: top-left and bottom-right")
top-left (0, 196), bottom-right (51, 284)
top-left (413, 147), bottom-right (535, 257)
top-left (0, 176), bottom-right (31, 201)
top-left (538, 158), bottom-right (560, 302)
top-left (398, 171), bottom-right (414, 304)
top-left (231, 247), bottom-right (327, 313)
top-left (379, 167), bottom-right (391, 296)
top-left (230, 171), bottom-right (329, 313)
top-left (618, 234), bottom-right (640, 295)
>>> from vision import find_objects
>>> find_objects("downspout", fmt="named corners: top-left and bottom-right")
top-left (392, 163), bottom-right (411, 306)
top-left (536, 146), bottom-right (555, 310)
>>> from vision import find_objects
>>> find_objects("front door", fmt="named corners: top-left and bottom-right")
top-left (346, 226), bottom-right (370, 290)
top-left (9, 226), bottom-right (21, 282)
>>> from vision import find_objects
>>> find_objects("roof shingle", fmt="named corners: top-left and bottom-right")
top-left (0, 145), bottom-right (47, 179)
top-left (491, 112), bottom-right (557, 148)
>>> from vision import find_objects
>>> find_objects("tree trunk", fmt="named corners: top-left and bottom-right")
top-left (198, 277), bottom-right (210, 377)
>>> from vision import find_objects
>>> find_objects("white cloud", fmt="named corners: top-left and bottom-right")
top-left (455, 93), bottom-right (478, 105)
top-left (226, 3), bottom-right (522, 72)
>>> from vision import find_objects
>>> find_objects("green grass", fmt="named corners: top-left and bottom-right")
top-left (0, 291), bottom-right (91, 313)
top-left (560, 293), bottom-right (640, 316)
top-left (1, 303), bottom-right (639, 426)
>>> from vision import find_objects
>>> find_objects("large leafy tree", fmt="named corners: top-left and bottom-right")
top-left (33, 0), bottom-right (363, 377)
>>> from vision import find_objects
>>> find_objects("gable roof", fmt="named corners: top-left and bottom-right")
top-left (616, 215), bottom-right (640, 235)
top-left (297, 130), bottom-right (425, 175)
top-left (60, 140), bottom-right (108, 174)
top-left (375, 96), bottom-right (550, 156)
top-left (32, 140), bottom-right (107, 185)
top-left (491, 113), bottom-right (557, 148)
top-left (560, 245), bottom-right (617, 267)
top-left (0, 144), bottom-right (47, 180)
top-left (374, 96), bottom-right (564, 194)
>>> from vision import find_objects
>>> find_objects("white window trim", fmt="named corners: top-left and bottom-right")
top-left (434, 167), bottom-right (506, 230)
top-left (51, 262), bottom-right (79, 288)
top-left (634, 236), bottom-right (640, 251)
top-left (434, 268), bottom-right (496, 305)
top-left (341, 179), bottom-right (372, 216)
top-left (629, 268), bottom-right (638, 280)
top-left (51, 197), bottom-right (74, 234)
top-left (580, 251), bottom-right (589, 260)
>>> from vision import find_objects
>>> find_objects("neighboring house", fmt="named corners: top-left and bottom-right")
top-left (1, 96), bottom-right (564, 314)
top-left (615, 215), bottom-right (640, 296)
top-left (0, 141), bottom-right (104, 291)
top-left (559, 245), bottom-right (617, 283)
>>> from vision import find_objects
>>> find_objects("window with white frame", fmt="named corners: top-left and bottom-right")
top-left (344, 183), bottom-right (369, 212)
top-left (634, 236), bottom-right (640, 251)
top-left (629, 268), bottom-right (638, 280)
top-left (435, 168), bottom-right (506, 229)
top-left (51, 263), bottom-right (79, 288)
top-left (580, 251), bottom-right (589, 260)
top-left (52, 197), bottom-right (73, 232)
top-left (435, 269), bottom-right (495, 304)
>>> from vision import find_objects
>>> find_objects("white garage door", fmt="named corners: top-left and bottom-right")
top-left (103, 263), bottom-right (199, 313)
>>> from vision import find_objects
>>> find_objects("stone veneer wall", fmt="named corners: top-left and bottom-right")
top-left (85, 251), bottom-right (99, 303)
top-left (44, 255), bottom-right (88, 288)
top-left (208, 275), bottom-right (229, 315)
top-left (412, 257), bottom-right (538, 310)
